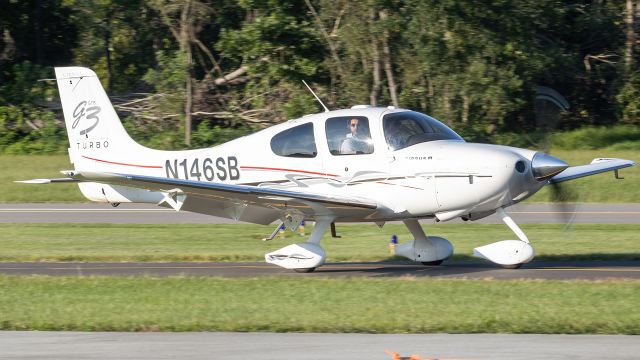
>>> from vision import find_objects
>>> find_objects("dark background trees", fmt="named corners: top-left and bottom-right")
top-left (1, 0), bottom-right (639, 153)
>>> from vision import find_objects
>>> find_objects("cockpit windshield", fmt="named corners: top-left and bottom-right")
top-left (383, 111), bottom-right (463, 151)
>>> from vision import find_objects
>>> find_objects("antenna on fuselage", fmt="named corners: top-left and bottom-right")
top-left (302, 80), bottom-right (329, 113)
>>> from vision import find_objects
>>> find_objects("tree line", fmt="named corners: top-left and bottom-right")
top-left (1, 0), bottom-right (639, 153)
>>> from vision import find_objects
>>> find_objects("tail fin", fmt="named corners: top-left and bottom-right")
top-left (55, 67), bottom-right (176, 204)
top-left (55, 67), bottom-right (148, 171)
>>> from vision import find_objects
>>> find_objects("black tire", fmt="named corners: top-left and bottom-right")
top-left (421, 260), bottom-right (444, 266)
top-left (293, 267), bottom-right (316, 273)
top-left (501, 263), bottom-right (523, 269)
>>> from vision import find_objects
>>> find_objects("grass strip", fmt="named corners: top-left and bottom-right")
top-left (0, 223), bottom-right (638, 262)
top-left (1, 150), bottom-right (638, 203)
top-left (0, 155), bottom-right (85, 202)
top-left (0, 276), bottom-right (638, 334)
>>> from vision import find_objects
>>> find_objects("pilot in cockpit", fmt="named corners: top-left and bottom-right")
top-left (385, 120), bottom-right (407, 151)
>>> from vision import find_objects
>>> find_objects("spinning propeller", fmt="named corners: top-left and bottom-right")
top-left (533, 86), bottom-right (578, 225)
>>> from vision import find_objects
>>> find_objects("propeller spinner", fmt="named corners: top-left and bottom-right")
top-left (531, 153), bottom-right (569, 181)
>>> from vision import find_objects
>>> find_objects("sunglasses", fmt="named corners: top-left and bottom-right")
top-left (350, 123), bottom-right (358, 127)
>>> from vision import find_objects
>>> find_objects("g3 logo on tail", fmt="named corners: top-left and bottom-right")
top-left (72, 101), bottom-right (101, 137)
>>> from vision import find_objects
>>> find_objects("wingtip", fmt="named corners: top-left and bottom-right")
top-left (591, 157), bottom-right (636, 166)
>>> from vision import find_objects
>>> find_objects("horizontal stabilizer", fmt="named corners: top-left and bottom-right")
top-left (14, 178), bottom-right (78, 184)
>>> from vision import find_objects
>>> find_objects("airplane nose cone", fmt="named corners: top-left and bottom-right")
top-left (531, 153), bottom-right (569, 181)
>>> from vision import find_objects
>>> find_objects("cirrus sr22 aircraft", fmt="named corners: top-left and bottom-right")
top-left (20, 67), bottom-right (635, 272)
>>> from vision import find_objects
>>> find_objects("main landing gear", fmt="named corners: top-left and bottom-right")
top-left (394, 219), bottom-right (454, 265)
top-left (264, 216), bottom-right (334, 273)
top-left (265, 217), bottom-right (455, 272)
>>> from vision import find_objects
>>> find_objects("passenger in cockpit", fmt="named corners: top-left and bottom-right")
top-left (340, 118), bottom-right (372, 154)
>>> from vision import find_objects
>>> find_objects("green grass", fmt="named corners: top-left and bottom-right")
top-left (0, 223), bottom-right (638, 262)
top-left (0, 276), bottom-right (638, 333)
top-left (0, 155), bottom-right (85, 202)
top-left (549, 125), bottom-right (640, 150)
top-left (0, 151), bottom-right (638, 203)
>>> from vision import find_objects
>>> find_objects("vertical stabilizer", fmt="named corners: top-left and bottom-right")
top-left (54, 67), bottom-right (146, 171)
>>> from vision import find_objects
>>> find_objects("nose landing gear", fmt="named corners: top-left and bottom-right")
top-left (473, 208), bottom-right (534, 268)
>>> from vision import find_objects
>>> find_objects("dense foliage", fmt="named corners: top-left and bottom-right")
top-left (1, 0), bottom-right (639, 153)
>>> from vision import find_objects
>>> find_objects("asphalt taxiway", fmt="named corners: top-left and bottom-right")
top-left (1, 260), bottom-right (638, 280)
top-left (1, 332), bottom-right (639, 360)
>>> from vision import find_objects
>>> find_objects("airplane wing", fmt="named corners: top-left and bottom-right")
top-left (549, 158), bottom-right (635, 184)
top-left (19, 171), bottom-right (383, 224)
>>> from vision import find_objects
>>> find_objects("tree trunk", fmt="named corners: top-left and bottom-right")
top-left (104, 9), bottom-right (113, 93)
top-left (34, 0), bottom-right (44, 65)
top-left (442, 83), bottom-right (451, 125)
top-left (419, 76), bottom-right (427, 112)
top-left (625, 0), bottom-right (635, 76)
top-left (304, 0), bottom-right (345, 83)
top-left (185, 48), bottom-right (193, 146)
top-left (180, 0), bottom-right (193, 147)
top-left (379, 10), bottom-right (398, 107)
top-left (462, 91), bottom-right (469, 124)
top-left (381, 41), bottom-right (398, 107)
top-left (369, 11), bottom-right (381, 106)
top-left (426, 75), bottom-right (434, 111)
top-left (370, 41), bottom-right (381, 106)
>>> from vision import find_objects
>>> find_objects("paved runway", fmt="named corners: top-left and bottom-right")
top-left (1, 331), bottom-right (639, 360)
top-left (1, 203), bottom-right (639, 223)
top-left (1, 260), bottom-right (638, 280)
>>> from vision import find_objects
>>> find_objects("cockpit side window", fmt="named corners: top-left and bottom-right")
top-left (325, 116), bottom-right (374, 155)
top-left (383, 112), bottom-right (463, 151)
top-left (270, 123), bottom-right (317, 158)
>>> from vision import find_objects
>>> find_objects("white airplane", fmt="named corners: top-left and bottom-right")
top-left (20, 67), bottom-right (635, 272)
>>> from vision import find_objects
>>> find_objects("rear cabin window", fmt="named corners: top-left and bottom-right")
top-left (325, 116), bottom-right (374, 155)
top-left (270, 123), bottom-right (317, 158)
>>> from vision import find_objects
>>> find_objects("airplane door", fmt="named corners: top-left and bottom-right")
top-left (320, 115), bottom-right (388, 179)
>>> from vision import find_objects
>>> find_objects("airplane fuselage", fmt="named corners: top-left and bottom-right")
top-left (73, 106), bottom-right (545, 222)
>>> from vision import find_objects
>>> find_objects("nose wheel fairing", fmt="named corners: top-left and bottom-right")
top-left (472, 207), bottom-right (534, 267)
top-left (473, 240), bottom-right (534, 266)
